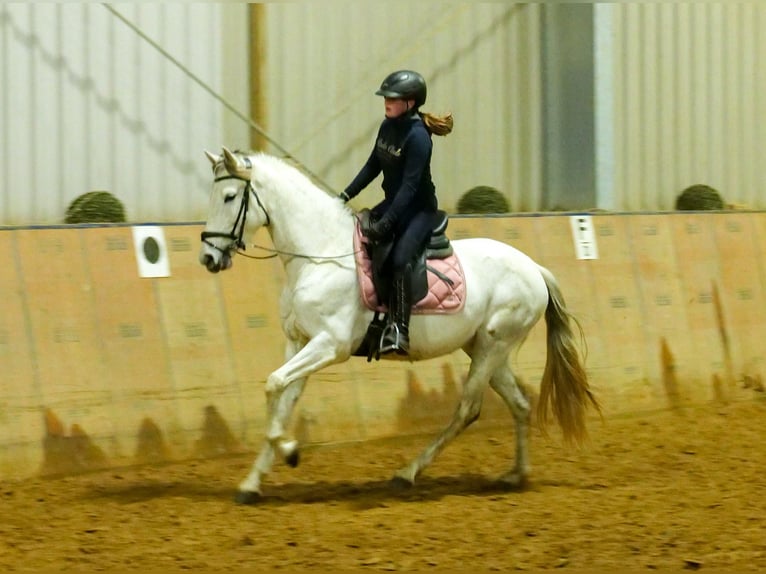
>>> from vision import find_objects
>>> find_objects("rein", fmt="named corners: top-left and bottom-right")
top-left (236, 242), bottom-right (362, 261)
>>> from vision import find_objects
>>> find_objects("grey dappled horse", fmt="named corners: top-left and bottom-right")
top-left (199, 147), bottom-right (600, 504)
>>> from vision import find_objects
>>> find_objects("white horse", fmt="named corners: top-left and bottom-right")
top-left (199, 147), bottom-right (601, 504)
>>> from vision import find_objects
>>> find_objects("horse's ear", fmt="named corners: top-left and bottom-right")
top-left (222, 146), bottom-right (251, 179)
top-left (204, 150), bottom-right (220, 167)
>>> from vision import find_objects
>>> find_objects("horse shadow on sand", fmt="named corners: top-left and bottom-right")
top-left (81, 473), bottom-right (533, 509)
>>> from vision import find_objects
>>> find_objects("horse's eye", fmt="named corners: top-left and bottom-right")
top-left (224, 193), bottom-right (236, 204)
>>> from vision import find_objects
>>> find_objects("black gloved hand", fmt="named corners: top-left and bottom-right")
top-left (363, 216), bottom-right (394, 242)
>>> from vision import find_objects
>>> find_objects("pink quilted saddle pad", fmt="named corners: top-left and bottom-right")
top-left (353, 220), bottom-right (466, 315)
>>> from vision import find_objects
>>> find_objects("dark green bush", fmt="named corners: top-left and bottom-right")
top-left (456, 185), bottom-right (510, 214)
top-left (674, 184), bottom-right (725, 211)
top-left (65, 191), bottom-right (127, 224)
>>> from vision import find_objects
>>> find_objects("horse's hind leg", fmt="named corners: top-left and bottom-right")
top-left (489, 364), bottom-right (531, 487)
top-left (392, 349), bottom-right (500, 487)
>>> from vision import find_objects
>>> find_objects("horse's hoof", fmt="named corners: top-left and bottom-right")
top-left (278, 440), bottom-right (300, 467)
top-left (390, 475), bottom-right (414, 491)
top-left (285, 450), bottom-right (300, 468)
top-left (234, 490), bottom-right (262, 505)
top-left (497, 472), bottom-right (529, 491)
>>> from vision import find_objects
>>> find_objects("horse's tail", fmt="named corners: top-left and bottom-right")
top-left (536, 265), bottom-right (602, 445)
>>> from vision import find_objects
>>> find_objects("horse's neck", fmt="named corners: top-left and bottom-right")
top-left (258, 173), bottom-right (355, 276)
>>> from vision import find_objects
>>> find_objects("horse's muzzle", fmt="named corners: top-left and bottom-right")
top-left (199, 250), bottom-right (233, 273)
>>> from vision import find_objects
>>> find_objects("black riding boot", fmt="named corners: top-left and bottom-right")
top-left (380, 264), bottom-right (412, 356)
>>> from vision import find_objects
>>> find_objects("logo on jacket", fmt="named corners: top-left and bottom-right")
top-left (376, 137), bottom-right (401, 158)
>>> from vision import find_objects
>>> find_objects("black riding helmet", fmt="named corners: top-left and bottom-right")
top-left (375, 70), bottom-right (427, 108)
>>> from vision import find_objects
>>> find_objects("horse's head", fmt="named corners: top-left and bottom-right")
top-left (199, 147), bottom-right (270, 273)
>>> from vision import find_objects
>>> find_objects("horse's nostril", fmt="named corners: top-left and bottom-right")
top-left (201, 252), bottom-right (221, 273)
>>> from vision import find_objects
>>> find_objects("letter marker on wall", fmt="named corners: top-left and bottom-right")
top-left (569, 215), bottom-right (599, 260)
top-left (132, 226), bottom-right (171, 277)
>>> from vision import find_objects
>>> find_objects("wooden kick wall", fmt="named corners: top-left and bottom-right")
top-left (0, 212), bottom-right (764, 481)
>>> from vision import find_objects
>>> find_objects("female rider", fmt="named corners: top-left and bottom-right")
top-left (341, 70), bottom-right (453, 356)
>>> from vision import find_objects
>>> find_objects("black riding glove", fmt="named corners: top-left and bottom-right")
top-left (363, 216), bottom-right (394, 242)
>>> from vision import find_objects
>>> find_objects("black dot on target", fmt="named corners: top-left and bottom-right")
top-left (143, 237), bottom-right (161, 264)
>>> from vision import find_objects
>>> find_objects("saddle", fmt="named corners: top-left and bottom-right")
top-left (352, 210), bottom-right (466, 361)
top-left (358, 208), bottom-right (454, 304)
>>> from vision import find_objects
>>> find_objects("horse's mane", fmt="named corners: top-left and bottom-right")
top-left (252, 153), bottom-right (323, 193)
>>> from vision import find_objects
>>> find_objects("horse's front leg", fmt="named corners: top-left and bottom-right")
top-left (236, 331), bottom-right (342, 503)
top-left (235, 375), bottom-right (306, 503)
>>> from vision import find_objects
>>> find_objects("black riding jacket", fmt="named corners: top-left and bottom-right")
top-left (344, 110), bottom-right (437, 229)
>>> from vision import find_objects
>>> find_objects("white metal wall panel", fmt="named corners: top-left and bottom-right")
top-left (0, 3), bottom-right (232, 225)
top-left (608, 3), bottom-right (766, 210)
top-left (6, 4), bottom-right (763, 223)
top-left (261, 3), bottom-right (544, 213)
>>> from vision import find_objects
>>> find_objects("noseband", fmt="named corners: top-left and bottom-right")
top-left (200, 174), bottom-right (270, 254)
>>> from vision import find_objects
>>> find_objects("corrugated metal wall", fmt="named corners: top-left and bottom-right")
top-left (261, 3), bottom-right (544, 213)
top-left (0, 3), bottom-right (247, 225)
top-left (263, 2), bottom-right (766, 213)
top-left (604, 3), bottom-right (766, 210)
top-left (2, 4), bottom-right (764, 225)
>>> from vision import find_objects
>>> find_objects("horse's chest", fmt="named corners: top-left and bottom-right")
top-left (279, 290), bottom-right (324, 341)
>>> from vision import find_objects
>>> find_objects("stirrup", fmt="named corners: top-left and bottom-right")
top-left (379, 323), bottom-right (409, 356)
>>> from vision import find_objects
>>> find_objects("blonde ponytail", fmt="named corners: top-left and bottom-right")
top-left (420, 111), bottom-right (454, 137)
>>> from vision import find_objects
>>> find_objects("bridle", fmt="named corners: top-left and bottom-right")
top-left (200, 171), bottom-right (270, 255)
top-left (200, 155), bottom-right (362, 263)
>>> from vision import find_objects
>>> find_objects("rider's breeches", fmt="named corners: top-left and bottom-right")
top-left (389, 210), bottom-right (434, 270)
